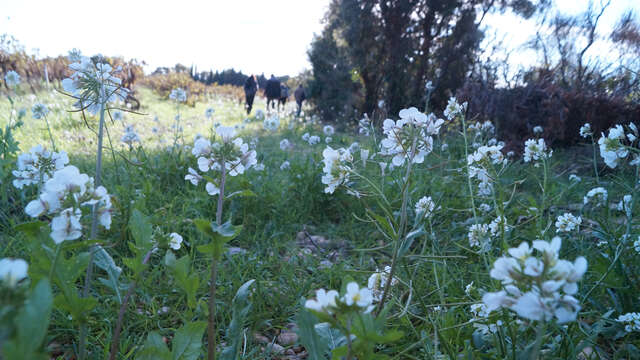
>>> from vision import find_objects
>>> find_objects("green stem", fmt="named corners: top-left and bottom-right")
top-left (530, 321), bottom-right (546, 360)
top-left (43, 113), bottom-right (57, 152)
top-left (208, 155), bottom-right (226, 360)
top-left (591, 136), bottom-right (600, 184)
top-left (377, 137), bottom-right (417, 313)
top-left (79, 100), bottom-right (106, 360)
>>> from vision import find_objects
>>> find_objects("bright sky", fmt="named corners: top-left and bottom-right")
top-left (1, 0), bottom-right (638, 77)
top-left (0, 0), bottom-right (330, 76)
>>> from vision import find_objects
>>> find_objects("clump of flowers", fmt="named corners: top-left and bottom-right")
top-left (616, 312), bottom-right (640, 333)
top-left (323, 125), bottom-right (335, 136)
top-left (31, 103), bottom-right (49, 119)
top-left (168, 233), bottom-right (183, 250)
top-left (305, 282), bottom-right (374, 314)
top-left (121, 125), bottom-right (141, 148)
top-left (280, 161), bottom-right (290, 170)
top-left (279, 139), bottom-right (291, 151)
top-left (0, 258), bottom-right (28, 288)
top-left (62, 56), bottom-right (128, 114)
top-left (12, 145), bottom-right (69, 189)
top-left (482, 237), bottom-right (587, 323)
top-left (169, 88), bottom-right (187, 102)
top-left (415, 196), bottom-right (436, 218)
top-left (555, 213), bottom-right (582, 233)
top-left (598, 123), bottom-right (639, 168)
top-left (307, 135), bottom-right (321, 145)
top-left (359, 114), bottom-right (371, 136)
top-left (468, 223), bottom-right (491, 251)
top-left (25, 165), bottom-right (113, 243)
top-left (368, 266), bottom-right (397, 301)
top-left (583, 187), bottom-right (608, 207)
top-left (579, 123), bottom-right (592, 138)
top-left (467, 144), bottom-right (505, 196)
top-left (5, 70), bottom-right (20, 88)
top-left (263, 115), bottom-right (279, 131)
top-left (444, 97), bottom-right (467, 120)
top-left (533, 126), bottom-right (543, 135)
top-left (187, 126), bottom-right (258, 195)
top-left (380, 107), bottom-right (444, 166)
top-left (321, 146), bottom-right (353, 194)
top-left (523, 138), bottom-right (552, 165)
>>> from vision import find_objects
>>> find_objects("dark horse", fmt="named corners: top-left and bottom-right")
top-left (264, 75), bottom-right (281, 111)
top-left (244, 74), bottom-right (258, 115)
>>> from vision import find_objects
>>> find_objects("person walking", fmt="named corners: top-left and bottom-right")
top-left (243, 74), bottom-right (258, 115)
top-left (294, 84), bottom-right (306, 117)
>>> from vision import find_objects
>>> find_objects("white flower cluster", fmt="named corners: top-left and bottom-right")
top-left (321, 146), bottom-right (353, 194)
top-left (0, 258), bottom-right (28, 287)
top-left (367, 266), bottom-right (397, 302)
top-left (467, 144), bottom-right (505, 196)
top-left (31, 103), bottom-right (49, 119)
top-left (280, 161), bottom-right (290, 170)
top-left (468, 121), bottom-right (495, 136)
top-left (280, 139), bottom-right (291, 151)
top-left (616, 312), bottom-right (640, 333)
top-left (187, 127), bottom-right (257, 195)
top-left (634, 236), bottom-right (640, 254)
top-left (598, 123), bottom-right (639, 168)
top-left (359, 114), bottom-right (371, 136)
top-left (380, 107), bottom-right (444, 166)
top-left (25, 165), bottom-right (112, 243)
top-left (305, 282), bottom-right (374, 314)
top-left (205, 107), bottom-right (215, 119)
top-left (169, 88), bottom-right (187, 103)
top-left (583, 187), bottom-right (608, 207)
top-left (415, 196), bottom-right (436, 218)
top-left (4, 70), bottom-right (21, 87)
top-left (323, 125), bottom-right (335, 136)
top-left (555, 213), bottom-right (582, 233)
top-left (523, 138), bottom-right (552, 164)
top-left (13, 145), bottom-right (69, 189)
top-left (468, 223), bottom-right (491, 252)
top-left (263, 115), bottom-right (280, 131)
top-left (470, 302), bottom-right (502, 335)
top-left (168, 233), bottom-right (183, 250)
top-left (533, 126), bottom-right (544, 135)
top-left (616, 194), bottom-right (633, 217)
top-left (62, 55), bottom-right (128, 115)
top-left (482, 237), bottom-right (587, 323)
top-left (444, 97), bottom-right (467, 120)
top-left (579, 123), bottom-right (592, 138)
top-left (121, 125), bottom-right (141, 147)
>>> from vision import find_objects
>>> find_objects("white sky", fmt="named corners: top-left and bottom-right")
top-left (1, 0), bottom-right (638, 76)
top-left (0, 0), bottom-right (330, 76)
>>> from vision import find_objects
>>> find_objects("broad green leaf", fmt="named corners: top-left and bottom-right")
top-left (296, 307), bottom-right (329, 360)
top-left (220, 280), bottom-right (255, 360)
top-left (135, 332), bottom-right (171, 360)
top-left (14, 221), bottom-right (48, 238)
top-left (171, 321), bottom-right (207, 360)
top-left (15, 279), bottom-right (52, 353)
top-left (130, 209), bottom-right (153, 246)
top-left (93, 246), bottom-right (123, 303)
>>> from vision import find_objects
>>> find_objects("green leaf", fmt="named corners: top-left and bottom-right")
top-left (14, 221), bottom-right (48, 238)
top-left (171, 321), bottom-right (207, 360)
top-left (130, 209), bottom-right (153, 246)
top-left (220, 280), bottom-right (255, 360)
top-left (296, 307), bottom-right (329, 360)
top-left (93, 246), bottom-right (123, 304)
top-left (193, 218), bottom-right (215, 238)
top-left (135, 332), bottom-right (171, 360)
top-left (226, 189), bottom-right (256, 198)
top-left (13, 279), bottom-right (52, 353)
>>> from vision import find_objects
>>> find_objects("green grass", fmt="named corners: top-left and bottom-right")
top-left (1, 85), bottom-right (639, 359)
